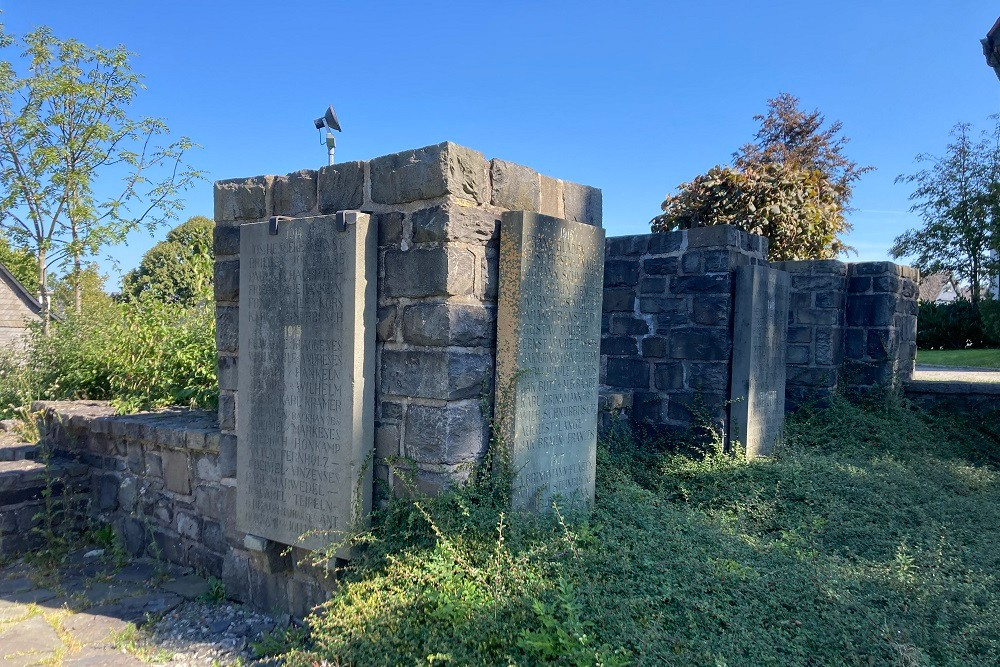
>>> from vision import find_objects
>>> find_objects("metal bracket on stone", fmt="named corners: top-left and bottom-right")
top-left (268, 216), bottom-right (291, 235)
top-left (334, 210), bottom-right (362, 232)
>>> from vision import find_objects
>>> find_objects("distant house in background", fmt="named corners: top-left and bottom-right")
top-left (918, 272), bottom-right (969, 304)
top-left (0, 262), bottom-right (43, 349)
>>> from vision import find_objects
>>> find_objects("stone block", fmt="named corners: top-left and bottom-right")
top-left (377, 212), bottom-right (404, 247)
top-left (815, 329), bottom-right (841, 366)
top-left (214, 225), bottom-right (240, 257)
top-left (602, 289), bottom-right (635, 312)
top-left (787, 345), bottom-right (810, 365)
top-left (815, 290), bottom-right (845, 309)
top-left (788, 367), bottom-right (837, 388)
top-left (380, 349), bottom-right (491, 400)
top-left (704, 249), bottom-right (749, 272)
top-left (788, 326), bottom-right (811, 343)
top-left (654, 363), bottom-right (683, 390)
top-left (370, 142), bottom-right (488, 204)
top-left (632, 392), bottom-right (666, 423)
top-left (195, 454), bottom-right (221, 482)
top-left (490, 159), bottom-right (541, 211)
top-left (603, 260), bottom-right (639, 288)
top-left (215, 306), bottom-right (238, 353)
top-left (671, 274), bottom-right (731, 294)
top-left (846, 293), bottom-right (896, 327)
top-left (681, 251), bottom-right (702, 274)
top-left (217, 354), bottom-right (237, 392)
top-left (605, 358), bottom-right (649, 389)
top-left (214, 176), bottom-right (270, 221)
top-left (687, 362), bottom-right (728, 392)
top-left (375, 424), bottom-right (400, 459)
top-left (562, 182), bottom-right (602, 226)
top-left (686, 225), bottom-right (741, 248)
top-left (647, 231), bottom-right (684, 254)
top-left (381, 402), bottom-right (404, 421)
top-left (377, 306), bottom-right (397, 342)
top-left (214, 259), bottom-right (239, 302)
top-left (606, 235), bottom-right (649, 257)
top-left (317, 161), bottom-right (365, 213)
top-left (796, 309), bottom-right (839, 326)
top-left (383, 246), bottom-right (475, 298)
top-left (410, 204), bottom-right (501, 245)
top-left (272, 170), bottom-right (317, 217)
top-left (177, 511), bottom-right (201, 540)
top-left (610, 315), bottom-right (649, 336)
top-left (402, 303), bottom-right (495, 347)
top-left (219, 434), bottom-right (237, 478)
top-left (403, 402), bottom-right (486, 465)
top-left (643, 256), bottom-right (680, 276)
top-left (851, 261), bottom-right (894, 276)
top-left (639, 277), bottom-right (666, 294)
top-left (873, 275), bottom-right (901, 293)
top-left (692, 296), bottom-right (730, 326)
top-left (843, 328), bottom-right (866, 359)
top-left (670, 328), bottom-right (730, 361)
top-left (640, 296), bottom-right (683, 315)
top-left (642, 336), bottom-right (669, 358)
top-left (538, 175), bottom-right (564, 218)
top-left (218, 392), bottom-right (235, 431)
top-left (162, 449), bottom-right (191, 495)
top-left (601, 336), bottom-right (638, 356)
top-left (98, 473), bottom-right (119, 511)
top-left (848, 276), bottom-right (872, 293)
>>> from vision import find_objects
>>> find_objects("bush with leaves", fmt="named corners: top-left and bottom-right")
top-left (122, 216), bottom-right (214, 305)
top-left (917, 299), bottom-right (998, 350)
top-left (0, 295), bottom-right (217, 416)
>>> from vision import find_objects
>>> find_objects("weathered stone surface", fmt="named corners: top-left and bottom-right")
top-left (383, 246), bottom-right (475, 298)
top-left (272, 170), bottom-right (317, 217)
top-left (669, 328), bottom-right (729, 361)
top-left (317, 161), bottom-right (365, 213)
top-left (215, 176), bottom-right (271, 221)
top-left (214, 259), bottom-right (239, 302)
top-left (495, 212), bottom-right (604, 512)
top-left (380, 349), bottom-right (491, 400)
top-left (214, 225), bottom-right (241, 257)
top-left (401, 303), bottom-right (495, 347)
top-left (403, 402), bottom-right (486, 465)
top-left (562, 182), bottom-right (602, 226)
top-left (538, 175), bottom-right (564, 218)
top-left (370, 142), bottom-right (488, 204)
top-left (237, 212), bottom-right (376, 552)
top-left (162, 449), bottom-right (191, 495)
top-left (217, 354), bottom-right (238, 392)
top-left (410, 204), bottom-right (500, 245)
top-left (730, 265), bottom-right (790, 457)
top-left (491, 159), bottom-right (541, 211)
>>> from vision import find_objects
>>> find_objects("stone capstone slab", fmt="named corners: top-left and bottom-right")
top-left (495, 211), bottom-right (605, 512)
top-left (370, 142), bottom-right (488, 205)
top-left (236, 212), bottom-right (376, 552)
top-left (730, 265), bottom-right (791, 457)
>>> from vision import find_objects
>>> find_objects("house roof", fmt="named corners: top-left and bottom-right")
top-left (918, 272), bottom-right (972, 302)
top-left (0, 261), bottom-right (43, 316)
top-left (983, 16), bottom-right (1000, 80)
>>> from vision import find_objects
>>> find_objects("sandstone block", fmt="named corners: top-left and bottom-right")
top-left (370, 142), bottom-right (488, 204)
top-left (401, 303), bottom-right (495, 347)
top-left (214, 176), bottom-right (270, 221)
top-left (410, 203), bottom-right (500, 245)
top-left (383, 246), bottom-right (475, 298)
top-left (317, 161), bottom-right (365, 213)
top-left (272, 170), bottom-right (317, 217)
top-left (490, 159), bottom-right (541, 211)
top-left (403, 402), bottom-right (486, 465)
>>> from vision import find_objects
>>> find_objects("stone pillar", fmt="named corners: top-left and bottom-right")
top-left (770, 259), bottom-right (847, 407)
top-left (600, 225), bottom-right (768, 437)
top-left (842, 262), bottom-right (919, 392)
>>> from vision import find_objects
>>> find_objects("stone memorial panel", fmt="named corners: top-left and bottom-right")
top-left (236, 212), bottom-right (376, 550)
top-left (730, 265), bottom-right (791, 457)
top-left (495, 211), bottom-right (604, 512)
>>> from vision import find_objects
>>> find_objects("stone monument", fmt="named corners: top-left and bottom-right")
top-left (236, 211), bottom-right (376, 551)
top-left (495, 211), bottom-right (605, 512)
top-left (730, 265), bottom-right (791, 457)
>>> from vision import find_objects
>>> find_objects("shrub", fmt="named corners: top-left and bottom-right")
top-left (916, 299), bottom-right (995, 349)
top-left (0, 295), bottom-right (217, 416)
top-left (981, 299), bottom-right (1000, 345)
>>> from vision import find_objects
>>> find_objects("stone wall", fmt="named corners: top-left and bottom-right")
top-left (843, 262), bottom-right (919, 391)
top-left (213, 142), bottom-right (601, 502)
top-left (771, 260), bottom-right (848, 406)
top-left (601, 226), bottom-right (768, 435)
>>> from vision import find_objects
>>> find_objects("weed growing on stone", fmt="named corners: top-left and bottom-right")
top-left (277, 394), bottom-right (1000, 666)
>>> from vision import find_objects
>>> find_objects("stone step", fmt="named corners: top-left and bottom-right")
top-left (0, 458), bottom-right (88, 505)
top-left (0, 441), bottom-right (39, 462)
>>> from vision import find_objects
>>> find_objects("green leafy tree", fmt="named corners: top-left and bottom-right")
top-left (122, 215), bottom-right (214, 304)
top-left (0, 233), bottom-right (38, 294)
top-left (49, 262), bottom-right (111, 315)
top-left (891, 121), bottom-right (1000, 304)
top-left (0, 24), bottom-right (201, 328)
top-left (653, 93), bottom-right (872, 260)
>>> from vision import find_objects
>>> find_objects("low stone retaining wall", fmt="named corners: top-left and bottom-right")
top-left (34, 401), bottom-right (331, 617)
top-left (904, 377), bottom-right (1000, 413)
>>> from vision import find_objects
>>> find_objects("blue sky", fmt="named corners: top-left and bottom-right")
top-left (2, 1), bottom-right (999, 287)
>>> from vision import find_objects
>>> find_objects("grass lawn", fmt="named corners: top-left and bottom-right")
top-left (273, 397), bottom-right (1000, 666)
top-left (917, 348), bottom-right (1000, 369)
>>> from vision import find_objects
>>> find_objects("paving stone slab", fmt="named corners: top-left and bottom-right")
top-left (0, 614), bottom-right (63, 663)
top-left (62, 647), bottom-right (146, 666)
top-left (61, 610), bottom-right (131, 646)
top-left (160, 573), bottom-right (211, 600)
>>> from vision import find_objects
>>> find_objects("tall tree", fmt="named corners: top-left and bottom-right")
top-left (653, 93), bottom-right (872, 261)
top-left (891, 121), bottom-right (1000, 304)
top-left (122, 215), bottom-right (214, 305)
top-left (0, 232), bottom-right (38, 294)
top-left (0, 24), bottom-right (201, 328)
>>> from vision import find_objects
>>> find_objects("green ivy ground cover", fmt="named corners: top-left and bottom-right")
top-left (273, 396), bottom-right (1000, 666)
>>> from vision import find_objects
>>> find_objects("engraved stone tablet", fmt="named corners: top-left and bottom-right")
top-left (495, 211), bottom-right (604, 512)
top-left (730, 265), bottom-right (791, 457)
top-left (237, 212), bottom-right (376, 550)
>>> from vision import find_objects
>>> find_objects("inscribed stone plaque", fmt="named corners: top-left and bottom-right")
top-left (236, 212), bottom-right (376, 551)
top-left (495, 211), bottom-right (605, 512)
top-left (730, 265), bottom-right (791, 457)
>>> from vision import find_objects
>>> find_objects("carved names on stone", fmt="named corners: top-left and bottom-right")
top-left (496, 211), bottom-right (605, 512)
top-left (237, 212), bottom-right (375, 550)
top-left (730, 265), bottom-right (791, 457)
